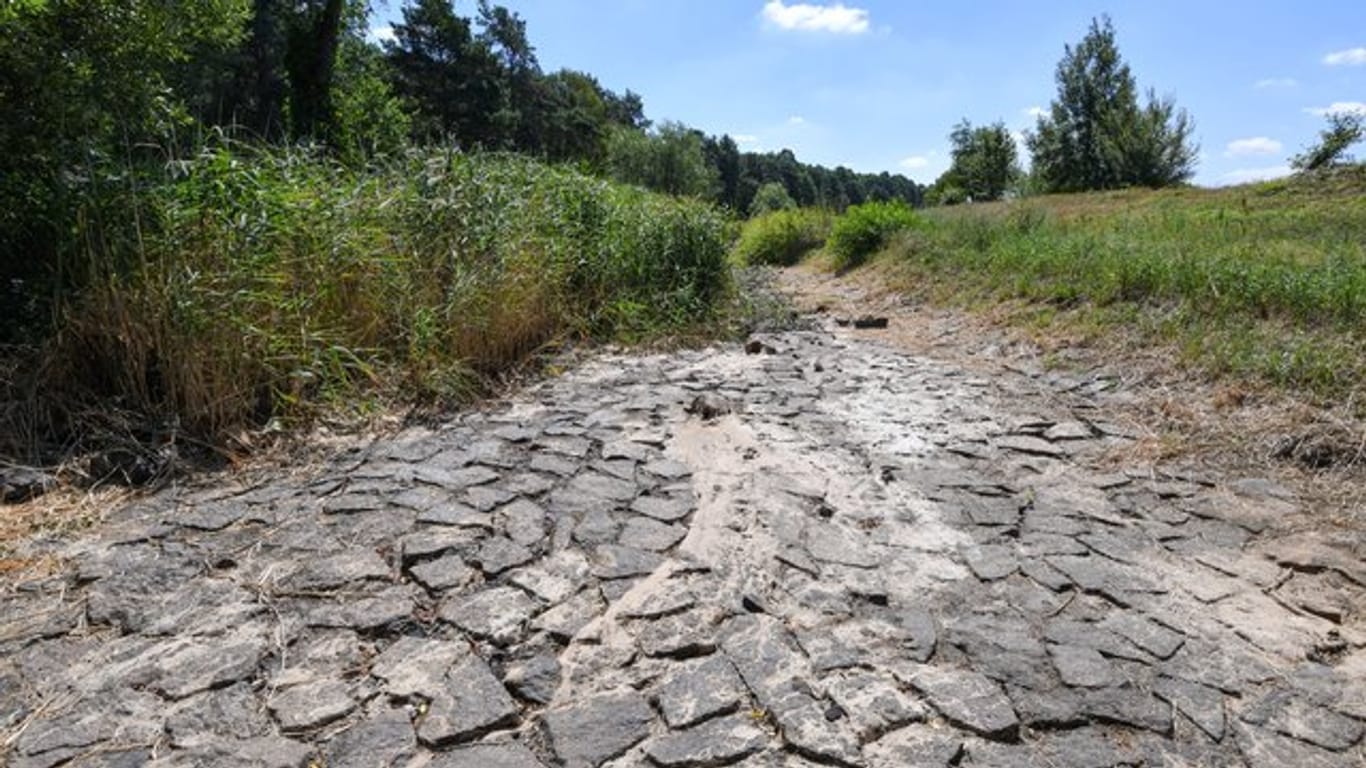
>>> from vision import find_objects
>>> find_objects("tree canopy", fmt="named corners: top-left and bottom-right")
top-left (1026, 16), bottom-right (1197, 192)
top-left (929, 119), bottom-right (1020, 204)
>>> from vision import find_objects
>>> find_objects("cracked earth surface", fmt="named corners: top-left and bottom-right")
top-left (2, 274), bottom-right (1365, 767)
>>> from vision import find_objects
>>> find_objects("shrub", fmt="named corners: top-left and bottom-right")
top-left (21, 143), bottom-right (730, 447)
top-left (731, 209), bottom-right (831, 266)
top-left (748, 182), bottom-right (797, 217)
top-left (828, 200), bottom-right (924, 269)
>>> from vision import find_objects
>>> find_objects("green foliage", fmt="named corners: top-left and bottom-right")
top-left (748, 182), bottom-right (798, 216)
top-left (1292, 111), bottom-right (1365, 172)
top-left (890, 179), bottom-right (1366, 397)
top-left (828, 201), bottom-right (924, 269)
top-left (931, 119), bottom-right (1019, 204)
top-left (30, 145), bottom-right (729, 442)
top-left (732, 209), bottom-right (832, 266)
top-left (1027, 16), bottom-right (1197, 192)
top-left (606, 122), bottom-right (719, 198)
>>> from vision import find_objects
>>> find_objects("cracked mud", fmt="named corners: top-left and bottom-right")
top-left (2, 312), bottom-right (1364, 766)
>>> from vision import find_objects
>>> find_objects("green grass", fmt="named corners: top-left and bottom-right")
top-left (11, 143), bottom-right (730, 449)
top-left (731, 208), bottom-right (832, 266)
top-left (878, 167), bottom-right (1366, 400)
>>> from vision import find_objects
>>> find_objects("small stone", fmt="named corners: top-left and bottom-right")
top-left (152, 634), bottom-right (267, 700)
top-left (618, 518), bottom-right (687, 552)
top-left (440, 587), bottom-right (540, 646)
top-left (279, 549), bottom-right (389, 592)
top-left (655, 655), bottom-right (747, 729)
top-left (908, 666), bottom-right (1019, 740)
top-left (686, 393), bottom-right (733, 421)
top-left (370, 636), bottom-right (468, 698)
top-left (408, 554), bottom-right (480, 592)
top-left (591, 545), bottom-right (664, 580)
top-left (630, 495), bottom-right (694, 522)
top-left (427, 742), bottom-right (549, 768)
top-left (1048, 644), bottom-right (1117, 689)
top-left (642, 715), bottom-right (768, 768)
top-left (499, 499), bottom-right (548, 547)
top-left (544, 689), bottom-right (654, 767)
top-left (853, 316), bottom-right (889, 329)
top-left (532, 589), bottom-right (606, 642)
top-left (995, 435), bottom-right (1066, 457)
top-left (505, 655), bottom-right (561, 705)
top-left (418, 656), bottom-right (520, 746)
top-left (642, 459), bottom-right (691, 480)
top-left (269, 680), bottom-right (355, 731)
top-left (1044, 422), bottom-right (1094, 441)
top-left (473, 537), bottom-right (535, 576)
top-left (325, 708), bottom-right (416, 768)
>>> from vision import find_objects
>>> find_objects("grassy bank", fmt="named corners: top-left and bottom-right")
top-left (886, 169), bottom-right (1366, 400)
top-left (5, 144), bottom-right (730, 457)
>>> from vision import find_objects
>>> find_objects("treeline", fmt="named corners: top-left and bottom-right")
top-left (0, 0), bottom-right (919, 338)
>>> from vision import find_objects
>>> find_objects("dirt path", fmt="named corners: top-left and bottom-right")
top-left (1, 269), bottom-right (1363, 767)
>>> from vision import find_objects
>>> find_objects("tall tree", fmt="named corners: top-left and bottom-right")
top-left (285, 0), bottom-right (346, 139)
top-left (931, 119), bottom-right (1019, 203)
top-left (1027, 16), bottom-right (1196, 192)
top-left (1292, 111), bottom-right (1365, 172)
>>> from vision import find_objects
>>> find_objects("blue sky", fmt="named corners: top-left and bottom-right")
top-left (370, 1), bottom-right (1366, 187)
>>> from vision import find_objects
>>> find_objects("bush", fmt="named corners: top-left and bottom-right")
top-left (748, 182), bottom-right (797, 217)
top-left (732, 209), bottom-right (831, 266)
top-left (828, 200), bottom-right (924, 269)
top-left (20, 143), bottom-right (730, 447)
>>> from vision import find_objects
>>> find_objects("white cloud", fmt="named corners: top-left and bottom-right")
top-left (787, 115), bottom-right (807, 125)
top-left (1224, 137), bottom-right (1283, 157)
top-left (761, 1), bottom-right (871, 35)
top-left (1323, 47), bottom-right (1366, 66)
top-left (1306, 101), bottom-right (1366, 117)
top-left (899, 155), bottom-right (930, 170)
top-left (1254, 77), bottom-right (1297, 89)
top-left (1219, 165), bottom-right (1293, 186)
top-left (1024, 106), bottom-right (1047, 118)
top-left (733, 134), bottom-right (760, 145)
top-left (368, 24), bottom-right (396, 44)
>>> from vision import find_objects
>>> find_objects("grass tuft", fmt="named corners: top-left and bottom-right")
top-left (731, 209), bottom-right (832, 267)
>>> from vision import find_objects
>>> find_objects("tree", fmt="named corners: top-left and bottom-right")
top-left (934, 119), bottom-right (1019, 202)
top-left (606, 122), bottom-right (718, 198)
top-left (1292, 111), bottom-right (1365, 172)
top-left (1026, 16), bottom-right (1196, 192)
top-left (284, 0), bottom-right (347, 139)
top-left (748, 182), bottom-right (797, 216)
top-left (385, 0), bottom-right (503, 146)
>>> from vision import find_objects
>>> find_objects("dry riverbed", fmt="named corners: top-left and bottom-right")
top-left (1, 268), bottom-right (1363, 767)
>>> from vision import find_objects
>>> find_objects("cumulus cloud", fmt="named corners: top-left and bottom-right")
top-left (1306, 101), bottom-right (1366, 117)
top-left (733, 134), bottom-right (760, 145)
top-left (1220, 165), bottom-right (1293, 186)
top-left (1254, 77), bottom-right (1297, 89)
top-left (1323, 47), bottom-right (1366, 66)
top-left (761, 1), bottom-right (871, 34)
top-left (1224, 137), bottom-right (1283, 157)
top-left (787, 115), bottom-right (807, 125)
top-left (1024, 106), bottom-right (1047, 118)
top-left (899, 156), bottom-right (930, 170)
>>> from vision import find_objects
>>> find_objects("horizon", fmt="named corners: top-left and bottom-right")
top-left (370, 0), bottom-right (1366, 188)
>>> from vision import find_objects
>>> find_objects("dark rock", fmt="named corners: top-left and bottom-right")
top-left (278, 549), bottom-right (389, 592)
top-left (686, 393), bottom-right (733, 421)
top-left (439, 586), bottom-right (540, 646)
top-left (0, 466), bottom-right (57, 503)
top-left (543, 689), bottom-right (654, 767)
top-left (408, 553), bottom-right (480, 592)
top-left (473, 536), bottom-right (536, 575)
top-left (591, 545), bottom-right (664, 580)
top-left (428, 742), bottom-right (549, 768)
top-left (655, 655), bottom-right (747, 729)
top-left (505, 654), bottom-right (561, 704)
top-left (1048, 644), bottom-right (1117, 689)
top-left (631, 494), bottom-right (694, 522)
top-left (618, 517), bottom-right (687, 552)
top-left (642, 715), bottom-right (768, 768)
top-left (418, 656), bottom-right (520, 746)
top-left (369, 635), bottom-right (468, 698)
top-left (324, 708), bottom-right (417, 768)
top-left (853, 316), bottom-right (888, 329)
top-left (908, 666), bottom-right (1020, 740)
top-left (268, 679), bottom-right (355, 731)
